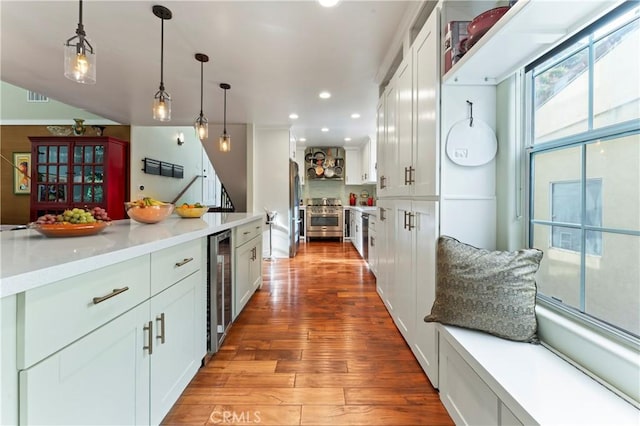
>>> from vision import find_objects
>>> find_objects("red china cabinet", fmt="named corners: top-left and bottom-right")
top-left (28, 136), bottom-right (129, 221)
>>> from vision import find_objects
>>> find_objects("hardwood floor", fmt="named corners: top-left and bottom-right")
top-left (162, 241), bottom-right (453, 426)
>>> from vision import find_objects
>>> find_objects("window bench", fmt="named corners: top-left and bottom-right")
top-left (437, 324), bottom-right (639, 425)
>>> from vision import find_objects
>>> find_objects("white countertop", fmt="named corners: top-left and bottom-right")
top-left (345, 206), bottom-right (378, 215)
top-left (0, 213), bottom-right (261, 298)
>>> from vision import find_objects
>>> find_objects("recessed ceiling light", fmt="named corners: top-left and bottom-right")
top-left (351, 113), bottom-right (360, 119)
top-left (344, 137), bottom-right (351, 142)
top-left (319, 91), bottom-right (331, 99)
top-left (318, 0), bottom-right (340, 7)
top-left (289, 113), bottom-right (299, 119)
top-left (321, 127), bottom-right (329, 132)
top-left (299, 138), bottom-right (307, 142)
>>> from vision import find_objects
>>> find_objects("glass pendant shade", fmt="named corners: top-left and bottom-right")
top-left (219, 83), bottom-right (231, 152)
top-left (152, 5), bottom-right (172, 122)
top-left (219, 133), bottom-right (231, 153)
top-left (195, 115), bottom-right (208, 140)
top-left (64, 41), bottom-right (96, 84)
top-left (194, 53), bottom-right (209, 141)
top-left (153, 90), bottom-right (171, 121)
top-left (64, 0), bottom-right (96, 84)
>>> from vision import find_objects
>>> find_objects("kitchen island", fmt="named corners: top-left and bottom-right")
top-left (0, 212), bottom-right (262, 425)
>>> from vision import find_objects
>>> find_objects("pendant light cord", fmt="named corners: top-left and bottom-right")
top-left (223, 89), bottom-right (227, 134)
top-left (76, 0), bottom-right (86, 40)
top-left (78, 0), bottom-right (84, 28)
top-left (159, 15), bottom-right (165, 90)
top-left (200, 61), bottom-right (204, 116)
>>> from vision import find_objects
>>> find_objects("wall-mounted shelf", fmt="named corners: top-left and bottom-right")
top-left (142, 158), bottom-right (184, 179)
top-left (443, 0), bottom-right (622, 85)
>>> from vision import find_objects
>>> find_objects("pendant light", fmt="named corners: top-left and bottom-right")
top-left (152, 5), bottom-right (172, 122)
top-left (64, 0), bottom-right (96, 84)
top-left (194, 53), bottom-right (209, 141)
top-left (219, 83), bottom-right (231, 152)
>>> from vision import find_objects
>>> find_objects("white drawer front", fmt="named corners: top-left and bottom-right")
top-left (150, 239), bottom-right (202, 295)
top-left (17, 256), bottom-right (151, 369)
top-left (235, 220), bottom-right (262, 247)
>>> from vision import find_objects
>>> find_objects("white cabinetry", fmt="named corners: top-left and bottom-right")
top-left (375, 200), bottom-right (395, 314)
top-left (360, 138), bottom-right (377, 184)
top-left (375, 6), bottom-right (490, 388)
top-left (295, 147), bottom-right (305, 185)
top-left (19, 301), bottom-right (151, 426)
top-left (388, 10), bottom-right (440, 198)
top-left (345, 147), bottom-right (362, 185)
top-left (377, 83), bottom-right (396, 196)
top-left (16, 239), bottom-right (206, 426)
top-left (149, 270), bottom-right (201, 425)
top-left (411, 201), bottom-right (439, 386)
top-left (234, 219), bottom-right (263, 319)
top-left (390, 58), bottom-right (412, 197)
top-left (392, 200), bottom-right (415, 342)
top-left (352, 209), bottom-right (363, 257)
top-left (439, 336), bottom-right (500, 426)
top-left (368, 215), bottom-right (377, 276)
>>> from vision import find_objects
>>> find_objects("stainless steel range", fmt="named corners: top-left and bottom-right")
top-left (306, 198), bottom-right (343, 240)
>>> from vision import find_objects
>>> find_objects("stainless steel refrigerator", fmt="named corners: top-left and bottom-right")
top-left (289, 160), bottom-right (301, 257)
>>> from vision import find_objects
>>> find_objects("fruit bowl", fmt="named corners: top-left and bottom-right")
top-left (125, 203), bottom-right (174, 224)
top-left (29, 221), bottom-right (110, 238)
top-left (175, 206), bottom-right (208, 218)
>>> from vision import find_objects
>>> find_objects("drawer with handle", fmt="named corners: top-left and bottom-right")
top-left (17, 255), bottom-right (151, 369)
top-left (235, 219), bottom-right (262, 247)
top-left (150, 239), bottom-right (203, 295)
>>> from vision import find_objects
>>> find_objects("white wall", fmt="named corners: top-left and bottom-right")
top-left (253, 127), bottom-right (290, 258)
top-left (495, 74), bottom-right (526, 251)
top-left (130, 126), bottom-right (203, 205)
top-left (0, 81), bottom-right (117, 124)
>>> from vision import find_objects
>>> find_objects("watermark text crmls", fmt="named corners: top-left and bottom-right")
top-left (209, 410), bottom-right (262, 424)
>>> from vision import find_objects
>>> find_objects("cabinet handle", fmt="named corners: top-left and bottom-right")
top-left (143, 321), bottom-right (153, 355)
top-left (403, 211), bottom-right (411, 230)
top-left (380, 175), bottom-right (386, 189)
top-left (156, 312), bottom-right (166, 344)
top-left (407, 212), bottom-right (415, 231)
top-left (243, 231), bottom-right (251, 235)
top-left (379, 207), bottom-right (386, 222)
top-left (92, 286), bottom-right (129, 305)
top-left (371, 237), bottom-right (375, 247)
top-left (175, 257), bottom-right (193, 267)
top-left (408, 166), bottom-right (415, 184)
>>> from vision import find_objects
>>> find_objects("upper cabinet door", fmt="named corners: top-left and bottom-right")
top-left (412, 9), bottom-right (440, 197)
top-left (392, 58), bottom-right (413, 197)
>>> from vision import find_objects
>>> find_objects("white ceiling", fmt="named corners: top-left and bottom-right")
top-left (1, 0), bottom-right (416, 147)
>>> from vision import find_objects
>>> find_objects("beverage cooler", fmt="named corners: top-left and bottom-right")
top-left (207, 230), bottom-right (232, 355)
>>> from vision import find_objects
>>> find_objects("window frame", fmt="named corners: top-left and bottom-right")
top-left (523, 0), bottom-right (640, 406)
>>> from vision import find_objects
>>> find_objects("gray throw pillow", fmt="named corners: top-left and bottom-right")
top-left (425, 236), bottom-right (543, 343)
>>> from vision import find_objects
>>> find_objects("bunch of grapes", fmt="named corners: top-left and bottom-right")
top-left (35, 214), bottom-right (58, 224)
top-left (90, 206), bottom-right (111, 221)
top-left (35, 207), bottom-right (111, 225)
top-left (61, 208), bottom-right (96, 224)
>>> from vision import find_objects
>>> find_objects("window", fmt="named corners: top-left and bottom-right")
top-left (551, 179), bottom-right (602, 255)
top-left (527, 3), bottom-right (640, 340)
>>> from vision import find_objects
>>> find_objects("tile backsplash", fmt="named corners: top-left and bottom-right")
top-left (301, 180), bottom-right (376, 206)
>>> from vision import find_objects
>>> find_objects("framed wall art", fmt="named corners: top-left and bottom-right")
top-left (13, 152), bottom-right (31, 195)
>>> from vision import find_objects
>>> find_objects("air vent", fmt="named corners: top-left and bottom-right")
top-left (27, 91), bottom-right (49, 103)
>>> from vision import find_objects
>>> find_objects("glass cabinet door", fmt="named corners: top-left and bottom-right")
top-left (72, 144), bottom-right (105, 204)
top-left (35, 144), bottom-right (69, 204)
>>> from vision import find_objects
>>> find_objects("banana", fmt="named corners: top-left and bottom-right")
top-left (142, 197), bottom-right (166, 207)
